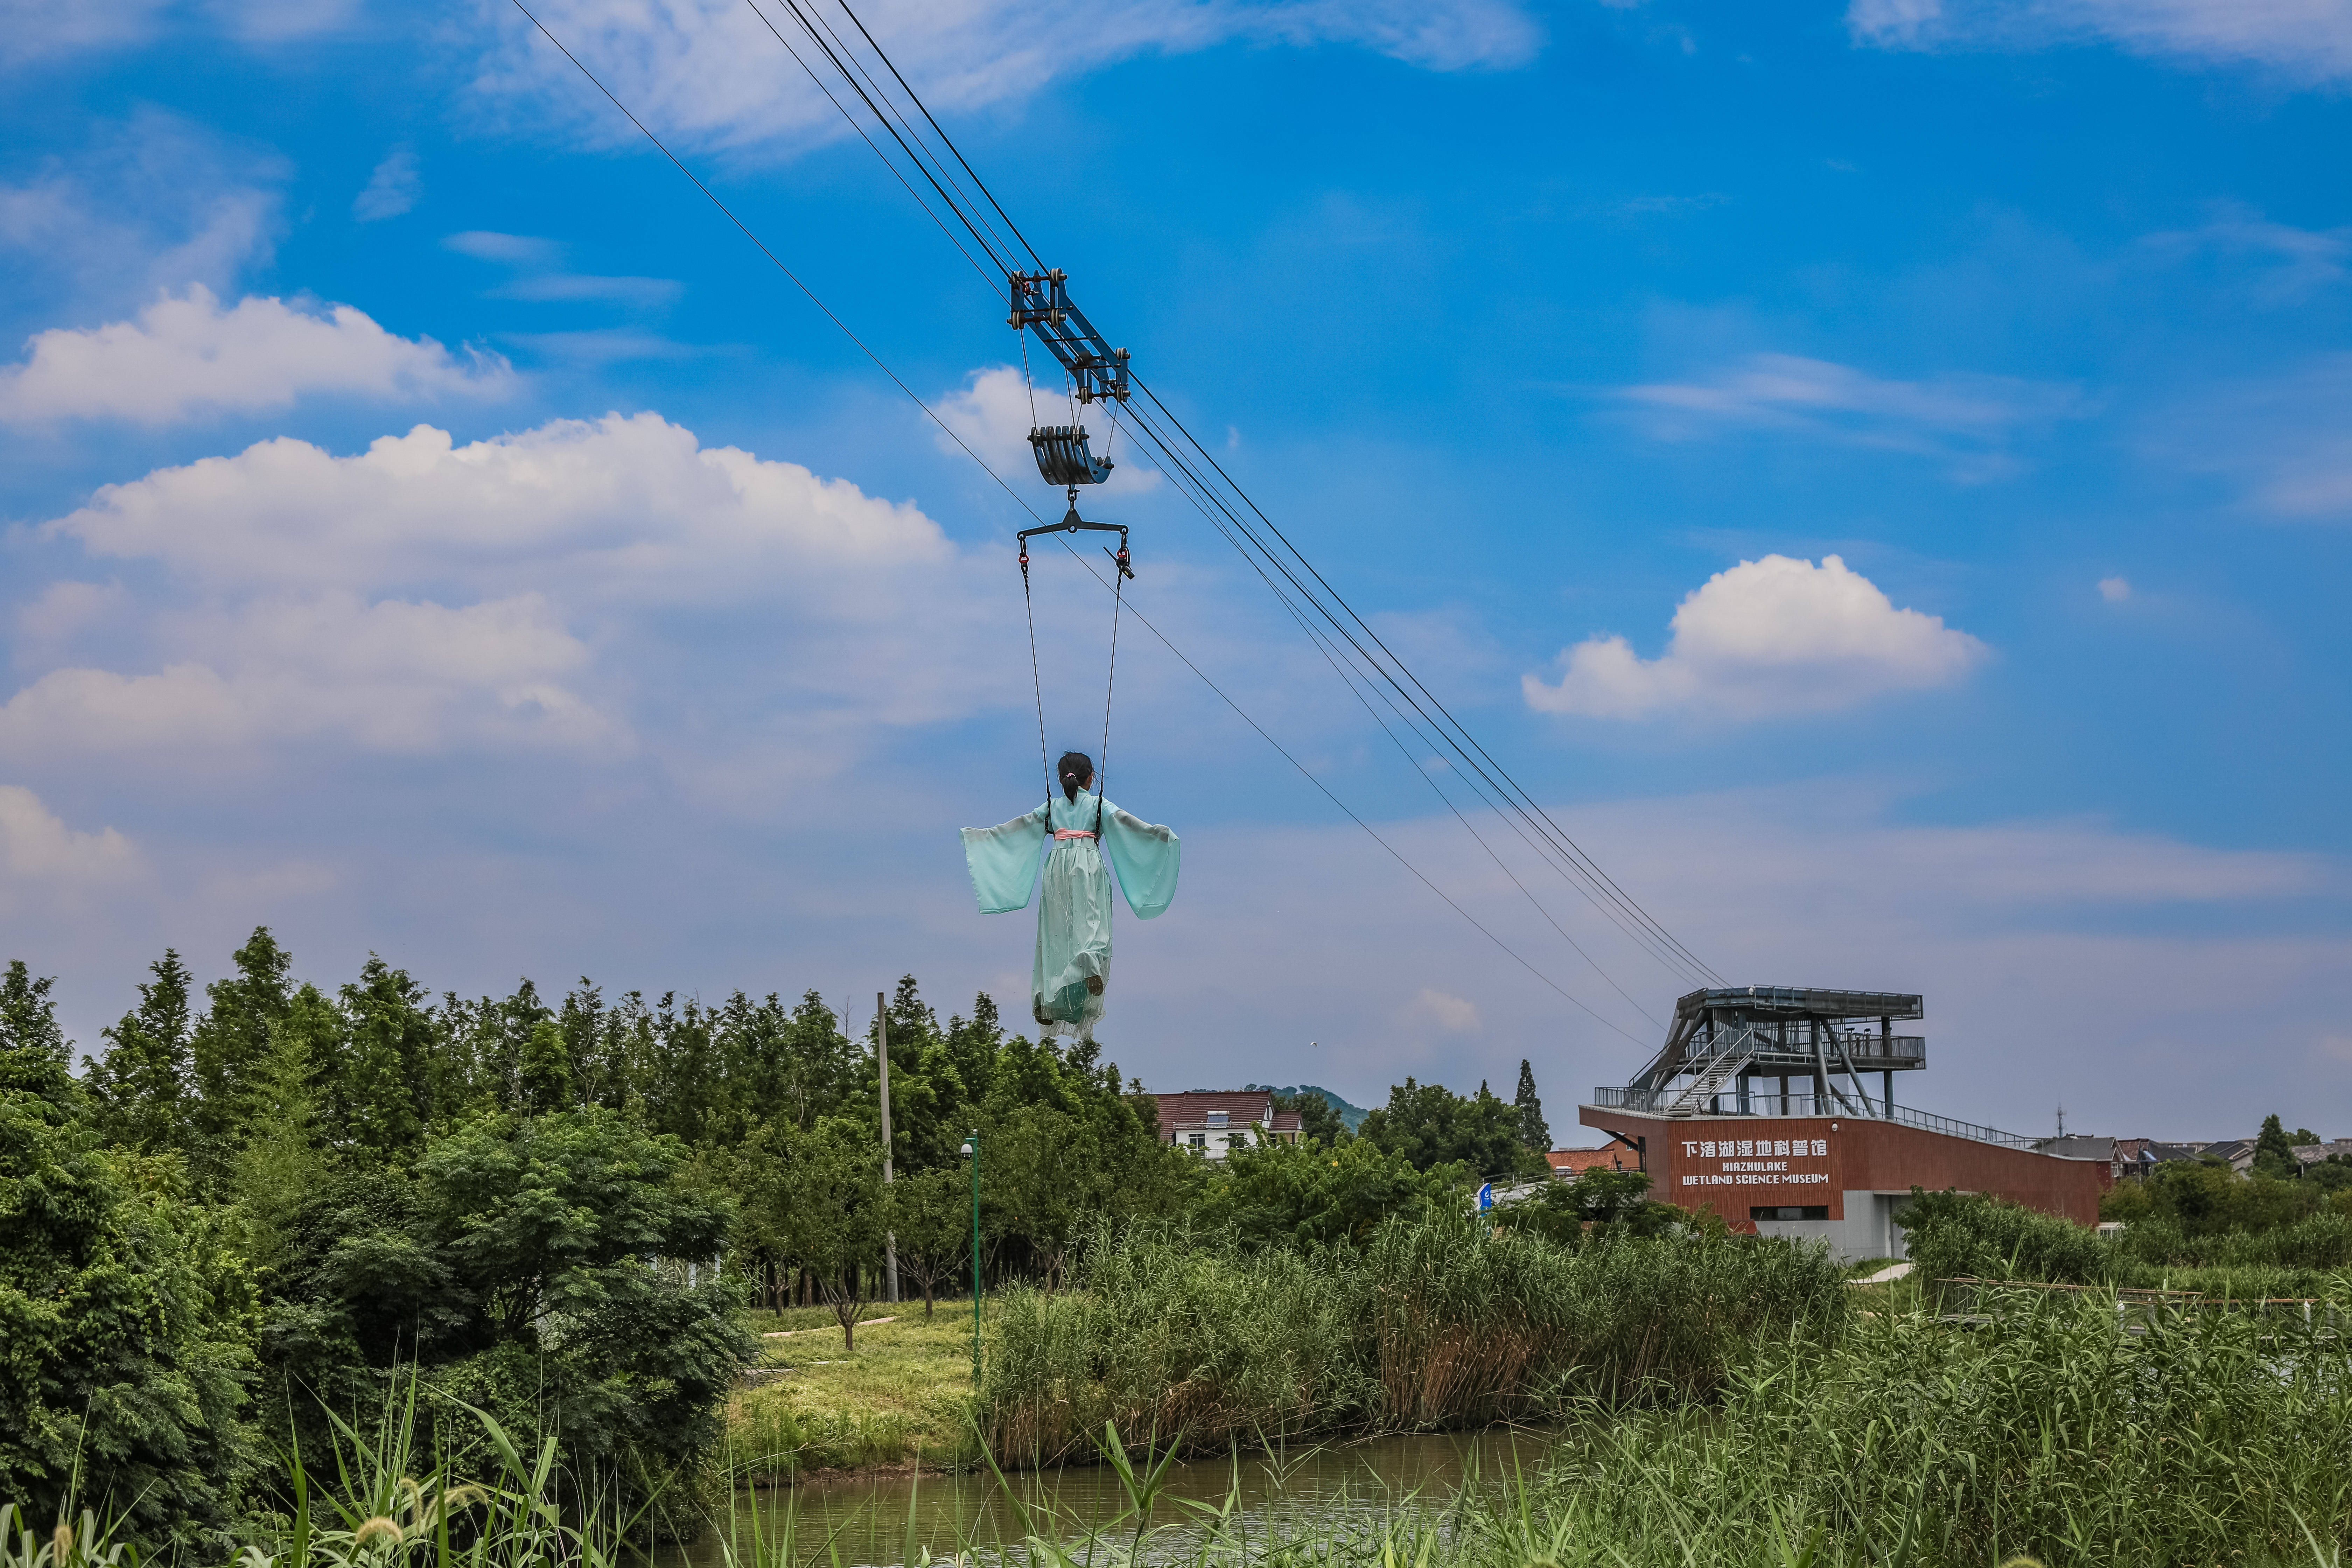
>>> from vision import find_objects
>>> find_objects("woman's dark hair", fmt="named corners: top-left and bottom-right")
top-left (1057, 750), bottom-right (1094, 802)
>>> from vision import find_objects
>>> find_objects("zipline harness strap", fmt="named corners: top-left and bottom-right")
top-left (1020, 539), bottom-right (1054, 830)
top-left (1096, 541), bottom-right (1125, 840)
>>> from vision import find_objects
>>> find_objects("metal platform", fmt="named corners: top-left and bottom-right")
top-left (1611, 983), bottom-right (1931, 1121)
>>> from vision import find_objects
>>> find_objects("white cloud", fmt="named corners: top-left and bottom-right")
top-left (2156, 355), bottom-right (2352, 520)
top-left (17, 581), bottom-right (128, 647)
top-left (2098, 575), bottom-right (2131, 602)
top-left (353, 147), bottom-right (421, 222)
top-left (935, 365), bottom-right (1161, 498)
top-left (0, 0), bottom-right (355, 62)
top-left (477, 0), bottom-right (1542, 157)
top-left (0, 595), bottom-right (617, 758)
top-left (19, 411), bottom-right (1011, 767)
top-left (0, 110), bottom-right (285, 318)
top-left (0, 286), bottom-right (514, 425)
top-left (1406, 987), bottom-right (1481, 1032)
top-left (2138, 206), bottom-right (2350, 301)
top-left (1616, 352), bottom-right (2083, 478)
top-left (1847, 0), bottom-right (2352, 83)
top-left (0, 786), bottom-right (138, 882)
top-left (0, 0), bottom-right (171, 64)
top-left (1524, 554), bottom-right (1988, 720)
top-left (442, 229), bottom-right (681, 312)
top-left (443, 230), bottom-right (562, 264)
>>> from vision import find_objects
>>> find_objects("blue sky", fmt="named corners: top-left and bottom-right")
top-left (3, 0), bottom-right (2348, 1138)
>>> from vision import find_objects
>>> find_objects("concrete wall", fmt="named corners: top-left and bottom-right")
top-left (1752, 1191), bottom-right (1914, 1260)
top-left (1578, 1105), bottom-right (2109, 1261)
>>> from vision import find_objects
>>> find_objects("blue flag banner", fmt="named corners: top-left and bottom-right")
top-left (1477, 1181), bottom-right (1494, 1212)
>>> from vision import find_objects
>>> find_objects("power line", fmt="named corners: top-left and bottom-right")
top-left (767, 0), bottom-right (1721, 990)
top-left (506, 0), bottom-right (1661, 1037)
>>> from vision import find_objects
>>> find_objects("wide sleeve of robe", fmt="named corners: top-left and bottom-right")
top-left (1101, 801), bottom-right (1181, 920)
top-left (960, 802), bottom-right (1048, 913)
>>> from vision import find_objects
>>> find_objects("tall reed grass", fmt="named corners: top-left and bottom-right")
top-left (18, 1282), bottom-right (2352, 1567)
top-left (1517, 1282), bottom-right (2352, 1567)
top-left (977, 1212), bottom-right (1848, 1462)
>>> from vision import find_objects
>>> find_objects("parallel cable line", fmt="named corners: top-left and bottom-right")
top-left (1119, 427), bottom-right (1659, 1040)
top-left (1128, 377), bottom-right (1723, 987)
top-left (1112, 390), bottom-right (1717, 988)
top-left (1112, 393), bottom-right (1706, 995)
top-left (507, 0), bottom-right (1654, 1035)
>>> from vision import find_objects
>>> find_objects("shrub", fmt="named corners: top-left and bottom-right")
top-left (1897, 1187), bottom-right (2113, 1294)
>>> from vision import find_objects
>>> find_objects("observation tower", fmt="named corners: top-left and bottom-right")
top-left (1580, 985), bottom-right (2111, 1259)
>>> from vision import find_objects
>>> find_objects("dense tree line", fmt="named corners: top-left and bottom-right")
top-left (0, 932), bottom-right (1569, 1545)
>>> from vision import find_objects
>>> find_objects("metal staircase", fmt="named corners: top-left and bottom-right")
top-left (1664, 1025), bottom-right (1760, 1116)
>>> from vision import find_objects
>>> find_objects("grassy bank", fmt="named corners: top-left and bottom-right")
top-left (25, 1283), bottom-right (2352, 1568)
top-left (726, 1303), bottom-right (983, 1479)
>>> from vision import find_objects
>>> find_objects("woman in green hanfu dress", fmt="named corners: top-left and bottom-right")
top-left (960, 749), bottom-right (1180, 1041)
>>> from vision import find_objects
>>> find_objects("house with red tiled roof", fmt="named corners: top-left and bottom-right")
top-left (1547, 1146), bottom-right (1632, 1176)
top-left (1155, 1090), bottom-right (1305, 1160)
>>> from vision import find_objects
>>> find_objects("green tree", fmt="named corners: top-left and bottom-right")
top-left (1203, 1135), bottom-right (1463, 1247)
top-left (737, 1117), bottom-right (888, 1349)
top-left (869, 975), bottom-right (965, 1172)
top-left (518, 1018), bottom-right (573, 1116)
top-left (1511, 1058), bottom-right (1550, 1152)
top-left (187, 928), bottom-right (294, 1190)
top-left (1360, 1076), bottom-right (1542, 1177)
top-left (230, 985), bottom-right (339, 1273)
top-left (885, 1163), bottom-right (972, 1318)
top-left (266, 1108), bottom-right (750, 1495)
top-left (334, 956), bottom-right (439, 1161)
top-left (1270, 1087), bottom-right (1349, 1145)
top-left (87, 949), bottom-right (195, 1154)
top-left (1493, 1166), bottom-right (1681, 1242)
top-left (0, 960), bottom-right (256, 1547)
top-left (2253, 1113), bottom-right (2300, 1181)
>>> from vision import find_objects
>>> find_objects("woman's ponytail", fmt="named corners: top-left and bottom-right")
top-left (1056, 750), bottom-right (1094, 803)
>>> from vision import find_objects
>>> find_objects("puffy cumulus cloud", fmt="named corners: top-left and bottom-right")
top-left (0, 287), bottom-right (514, 425)
top-left (54, 411), bottom-right (952, 601)
top-left (16, 581), bottom-right (129, 647)
top-left (1616, 352), bottom-right (2083, 479)
top-left (477, 0), bottom-right (1541, 157)
top-left (0, 786), bottom-right (138, 882)
top-left (1847, 0), bottom-right (2352, 83)
top-left (1523, 554), bottom-right (1988, 721)
top-left (18, 411), bottom-right (1008, 771)
top-left (935, 365), bottom-right (1161, 497)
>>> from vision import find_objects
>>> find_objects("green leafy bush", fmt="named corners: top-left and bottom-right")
top-left (0, 962), bottom-right (257, 1547)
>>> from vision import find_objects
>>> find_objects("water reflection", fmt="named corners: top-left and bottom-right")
top-left (673, 1429), bottom-right (1558, 1567)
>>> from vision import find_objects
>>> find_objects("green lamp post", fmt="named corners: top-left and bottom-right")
top-left (960, 1129), bottom-right (981, 1385)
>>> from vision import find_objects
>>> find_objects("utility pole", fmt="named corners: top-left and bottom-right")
top-left (878, 990), bottom-right (899, 1304)
top-left (962, 1128), bottom-right (981, 1385)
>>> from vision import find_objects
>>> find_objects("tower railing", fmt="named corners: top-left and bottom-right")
top-left (1587, 1087), bottom-right (2041, 1150)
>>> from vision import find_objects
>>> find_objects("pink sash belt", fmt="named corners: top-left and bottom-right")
top-left (1054, 829), bottom-right (1097, 840)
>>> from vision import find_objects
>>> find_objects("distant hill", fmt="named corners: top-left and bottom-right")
top-left (1246, 1083), bottom-right (1370, 1132)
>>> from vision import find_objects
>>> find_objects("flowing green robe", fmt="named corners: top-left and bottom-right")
top-left (960, 790), bottom-right (1180, 1040)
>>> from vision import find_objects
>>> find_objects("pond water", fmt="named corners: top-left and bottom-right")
top-left (670, 1428), bottom-right (1561, 1568)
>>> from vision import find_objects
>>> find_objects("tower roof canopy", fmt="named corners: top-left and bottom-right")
top-left (1674, 986), bottom-right (1923, 1024)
